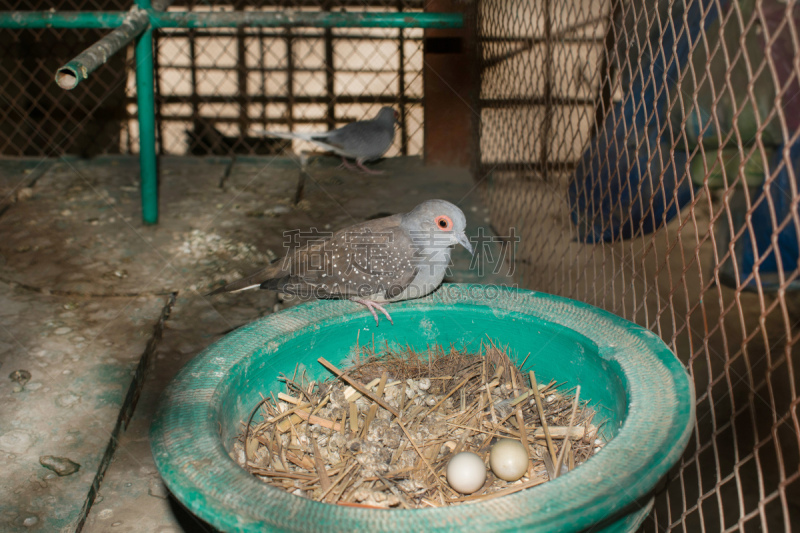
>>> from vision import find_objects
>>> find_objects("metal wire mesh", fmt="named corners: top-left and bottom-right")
top-left (475, 0), bottom-right (800, 530)
top-left (0, 0), bottom-right (425, 159)
top-left (0, 0), bottom-right (133, 157)
top-left (4, 0), bottom-right (800, 528)
top-left (149, 0), bottom-right (425, 157)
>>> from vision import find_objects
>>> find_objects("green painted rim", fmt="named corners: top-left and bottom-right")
top-left (151, 284), bottom-right (695, 532)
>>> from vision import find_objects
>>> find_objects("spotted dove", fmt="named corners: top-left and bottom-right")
top-left (256, 106), bottom-right (398, 174)
top-left (208, 199), bottom-right (473, 325)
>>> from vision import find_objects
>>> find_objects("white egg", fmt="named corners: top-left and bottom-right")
top-left (446, 451), bottom-right (487, 494)
top-left (489, 439), bottom-right (529, 481)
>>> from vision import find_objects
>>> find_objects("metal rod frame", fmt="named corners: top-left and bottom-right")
top-left (0, 8), bottom-right (463, 224)
top-left (55, 8), bottom-right (150, 90)
top-left (0, 11), bottom-right (463, 30)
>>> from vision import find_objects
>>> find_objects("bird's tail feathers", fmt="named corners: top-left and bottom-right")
top-left (206, 263), bottom-right (285, 296)
top-left (259, 276), bottom-right (291, 291)
top-left (253, 130), bottom-right (330, 142)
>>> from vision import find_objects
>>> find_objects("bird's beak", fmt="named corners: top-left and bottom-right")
top-left (456, 232), bottom-right (474, 255)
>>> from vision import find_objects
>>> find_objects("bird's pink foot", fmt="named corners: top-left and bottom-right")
top-left (354, 299), bottom-right (394, 326)
top-left (338, 157), bottom-right (359, 172)
top-left (356, 160), bottom-right (384, 175)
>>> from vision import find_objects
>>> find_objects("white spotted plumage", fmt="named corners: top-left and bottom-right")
top-left (209, 199), bottom-right (473, 325)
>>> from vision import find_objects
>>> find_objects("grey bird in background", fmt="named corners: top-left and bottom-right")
top-left (208, 199), bottom-right (473, 325)
top-left (255, 106), bottom-right (398, 174)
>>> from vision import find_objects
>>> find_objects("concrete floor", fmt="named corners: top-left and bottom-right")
top-left (0, 155), bottom-right (509, 532)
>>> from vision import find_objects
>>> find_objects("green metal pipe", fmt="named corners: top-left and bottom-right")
top-left (0, 10), bottom-right (463, 30)
top-left (135, 22), bottom-right (159, 224)
top-left (0, 11), bottom-right (128, 29)
top-left (149, 11), bottom-right (463, 28)
top-left (55, 8), bottom-right (149, 90)
top-left (5, 5), bottom-right (462, 226)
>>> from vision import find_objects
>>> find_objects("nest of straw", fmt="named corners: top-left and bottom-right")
top-left (233, 339), bottom-right (604, 509)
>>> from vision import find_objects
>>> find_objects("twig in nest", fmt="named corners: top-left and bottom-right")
top-left (236, 341), bottom-right (603, 508)
top-left (318, 357), bottom-right (399, 417)
top-left (530, 370), bottom-right (558, 466)
top-left (554, 385), bottom-right (580, 479)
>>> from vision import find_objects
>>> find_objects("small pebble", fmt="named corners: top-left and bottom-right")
top-left (264, 205), bottom-right (291, 217)
top-left (54, 327), bottom-right (72, 335)
top-left (22, 516), bottom-right (38, 527)
top-left (39, 455), bottom-right (81, 476)
top-left (9, 370), bottom-right (31, 386)
top-left (148, 480), bottom-right (169, 500)
top-left (16, 187), bottom-right (33, 201)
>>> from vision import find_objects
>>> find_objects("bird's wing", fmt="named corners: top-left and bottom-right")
top-left (324, 120), bottom-right (394, 162)
top-left (253, 129), bottom-right (353, 158)
top-left (267, 215), bottom-right (419, 300)
top-left (208, 215), bottom-right (417, 300)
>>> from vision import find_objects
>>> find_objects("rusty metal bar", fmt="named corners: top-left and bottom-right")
top-left (398, 1), bottom-right (408, 156)
top-left (539, 0), bottom-right (553, 182)
top-left (481, 97), bottom-right (596, 107)
top-left (480, 16), bottom-right (605, 71)
top-left (146, 94), bottom-right (420, 105)
top-left (55, 8), bottom-right (149, 90)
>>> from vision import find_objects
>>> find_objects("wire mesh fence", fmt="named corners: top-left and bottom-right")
top-left (476, 0), bottom-right (800, 530)
top-left (1, 0), bottom-right (426, 160)
top-left (0, 0), bottom-right (132, 157)
top-left (151, 1), bottom-right (426, 158)
top-left (3, 0), bottom-right (800, 529)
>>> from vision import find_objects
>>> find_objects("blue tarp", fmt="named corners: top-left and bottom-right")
top-left (569, 0), bottom-right (799, 290)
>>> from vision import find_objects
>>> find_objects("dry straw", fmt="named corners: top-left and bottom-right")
top-left (235, 338), bottom-right (603, 508)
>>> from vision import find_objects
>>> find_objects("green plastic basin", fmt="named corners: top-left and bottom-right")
top-left (151, 284), bottom-right (694, 532)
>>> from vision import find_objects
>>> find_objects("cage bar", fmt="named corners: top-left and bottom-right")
top-left (56, 8), bottom-right (149, 90)
top-left (0, 6), bottom-right (461, 225)
top-left (0, 11), bottom-right (463, 30)
top-left (135, 0), bottom-right (158, 226)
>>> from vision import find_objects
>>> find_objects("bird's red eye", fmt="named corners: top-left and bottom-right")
top-left (435, 215), bottom-right (453, 230)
